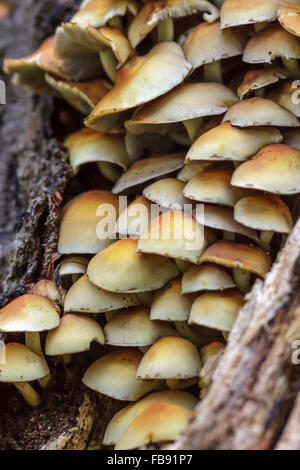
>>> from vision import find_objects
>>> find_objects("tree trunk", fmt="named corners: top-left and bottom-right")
top-left (0, 0), bottom-right (299, 450)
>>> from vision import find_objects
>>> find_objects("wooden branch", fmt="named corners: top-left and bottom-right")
top-left (275, 393), bottom-right (300, 450)
top-left (170, 219), bottom-right (300, 450)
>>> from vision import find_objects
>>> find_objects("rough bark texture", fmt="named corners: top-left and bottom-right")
top-left (0, 0), bottom-right (299, 451)
top-left (170, 217), bottom-right (300, 450)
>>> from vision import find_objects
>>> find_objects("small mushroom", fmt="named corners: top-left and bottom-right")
top-left (278, 1), bottom-right (300, 38)
top-left (186, 122), bottom-right (283, 163)
top-left (59, 256), bottom-right (88, 286)
top-left (70, 0), bottom-right (138, 29)
top-left (104, 307), bottom-right (177, 347)
top-left (182, 263), bottom-right (236, 294)
top-left (82, 348), bottom-right (162, 401)
top-left (222, 97), bottom-right (299, 127)
top-left (116, 195), bottom-right (154, 238)
top-left (125, 82), bottom-right (238, 142)
top-left (231, 144), bottom-right (300, 195)
top-left (87, 237), bottom-right (179, 293)
top-left (237, 68), bottom-right (288, 99)
top-left (177, 162), bottom-right (212, 182)
top-left (220, 0), bottom-right (280, 29)
top-left (0, 343), bottom-right (50, 407)
top-left (136, 336), bottom-right (201, 385)
top-left (29, 279), bottom-right (61, 304)
top-left (183, 166), bottom-right (249, 207)
top-left (182, 21), bottom-right (247, 83)
top-left (143, 178), bottom-right (189, 211)
top-left (65, 128), bottom-right (130, 177)
top-left (202, 205), bottom-right (259, 242)
top-left (112, 153), bottom-right (184, 194)
top-left (58, 190), bottom-right (119, 254)
top-left (189, 289), bottom-right (244, 332)
top-left (266, 80), bottom-right (300, 118)
top-left (45, 314), bottom-right (104, 357)
top-left (199, 240), bottom-right (271, 292)
top-left (103, 389), bottom-right (197, 446)
top-left (64, 274), bottom-right (140, 314)
top-left (128, 0), bottom-right (219, 47)
top-left (84, 42), bottom-right (192, 132)
top-left (138, 210), bottom-right (207, 264)
top-left (243, 23), bottom-right (300, 78)
top-left (115, 402), bottom-right (194, 450)
top-left (45, 76), bottom-right (111, 115)
top-left (234, 195), bottom-right (293, 251)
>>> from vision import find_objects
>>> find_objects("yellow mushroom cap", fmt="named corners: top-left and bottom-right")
top-left (128, 0), bottom-right (219, 47)
top-left (59, 256), bottom-right (88, 277)
top-left (115, 401), bottom-right (193, 450)
top-left (143, 178), bottom-right (188, 211)
top-left (116, 195), bottom-right (154, 238)
top-left (29, 280), bottom-right (61, 303)
top-left (103, 389), bottom-right (197, 446)
top-left (138, 210), bottom-right (207, 264)
top-left (87, 238), bottom-right (179, 293)
top-left (237, 68), bottom-right (288, 99)
top-left (203, 205), bottom-right (259, 241)
top-left (177, 162), bottom-right (211, 182)
top-left (85, 42), bottom-right (192, 132)
top-left (104, 307), bottom-right (177, 346)
top-left (183, 167), bottom-right (248, 207)
top-left (182, 263), bottom-right (236, 294)
top-left (234, 195), bottom-right (293, 234)
top-left (220, 0), bottom-right (281, 28)
top-left (112, 153), bottom-right (184, 194)
top-left (201, 341), bottom-right (226, 363)
top-left (231, 144), bottom-right (300, 194)
top-left (189, 289), bottom-right (243, 332)
top-left (150, 277), bottom-right (194, 321)
top-left (45, 314), bottom-right (104, 355)
top-left (0, 343), bottom-right (50, 383)
top-left (222, 97), bottom-right (299, 127)
top-left (186, 122), bottom-right (282, 162)
top-left (136, 336), bottom-right (201, 379)
top-left (278, 1), bottom-right (300, 38)
top-left (71, 0), bottom-right (138, 28)
top-left (82, 348), bottom-right (161, 401)
top-left (267, 80), bottom-right (300, 118)
top-left (58, 190), bottom-right (119, 255)
top-left (64, 274), bottom-right (140, 314)
top-left (45, 76), bottom-right (111, 115)
top-left (243, 23), bottom-right (300, 64)
top-left (199, 241), bottom-right (271, 278)
top-left (125, 82), bottom-right (238, 134)
top-left (0, 294), bottom-right (60, 333)
top-left (65, 128), bottom-right (130, 173)
top-left (183, 21), bottom-right (246, 69)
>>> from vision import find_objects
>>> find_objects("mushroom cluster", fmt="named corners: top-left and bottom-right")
top-left (3, 0), bottom-right (300, 450)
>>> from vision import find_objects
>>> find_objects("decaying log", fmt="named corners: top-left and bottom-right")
top-left (275, 393), bottom-right (300, 450)
top-left (170, 218), bottom-right (300, 450)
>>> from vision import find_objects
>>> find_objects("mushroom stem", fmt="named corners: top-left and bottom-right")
top-left (214, 0), bottom-right (224, 7)
top-left (282, 58), bottom-right (300, 79)
top-left (139, 347), bottom-right (149, 354)
top-left (98, 161), bottom-right (122, 183)
top-left (25, 332), bottom-right (50, 389)
top-left (203, 61), bottom-right (223, 84)
top-left (99, 49), bottom-right (117, 83)
top-left (108, 15), bottom-right (122, 29)
top-left (166, 378), bottom-right (198, 390)
top-left (259, 230), bottom-right (274, 252)
top-left (72, 274), bottom-right (81, 284)
top-left (233, 268), bottom-right (251, 294)
top-left (157, 18), bottom-right (174, 42)
top-left (222, 331), bottom-right (229, 341)
top-left (223, 231), bottom-right (235, 241)
top-left (183, 117), bottom-right (204, 142)
top-left (174, 321), bottom-right (202, 346)
top-left (14, 382), bottom-right (41, 407)
top-left (63, 354), bottom-right (72, 365)
top-left (171, 131), bottom-right (191, 146)
top-left (254, 88), bottom-right (265, 98)
top-left (254, 22), bottom-right (268, 33)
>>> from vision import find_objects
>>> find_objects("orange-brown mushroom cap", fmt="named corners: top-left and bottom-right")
top-left (199, 241), bottom-right (271, 278)
top-left (278, 1), bottom-right (300, 38)
top-left (231, 144), bottom-right (300, 195)
top-left (237, 68), bottom-right (288, 99)
top-left (220, 0), bottom-right (281, 29)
